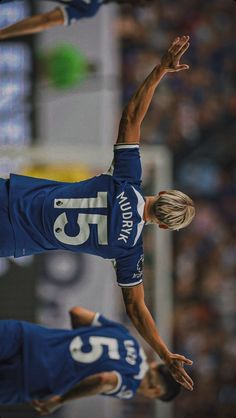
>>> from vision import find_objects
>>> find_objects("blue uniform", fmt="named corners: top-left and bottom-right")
top-left (1, 144), bottom-right (146, 287)
top-left (0, 0), bottom-right (104, 26)
top-left (0, 314), bottom-right (148, 404)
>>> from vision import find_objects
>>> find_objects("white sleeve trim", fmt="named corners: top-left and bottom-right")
top-left (134, 348), bottom-right (149, 380)
top-left (102, 371), bottom-right (122, 395)
top-left (91, 312), bottom-right (101, 327)
top-left (58, 6), bottom-right (69, 26)
top-left (118, 278), bottom-right (143, 288)
top-left (114, 144), bottom-right (139, 150)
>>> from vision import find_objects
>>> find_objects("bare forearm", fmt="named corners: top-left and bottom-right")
top-left (0, 8), bottom-right (64, 40)
top-left (60, 375), bottom-right (105, 404)
top-left (124, 65), bottom-right (167, 126)
top-left (32, 373), bottom-right (117, 415)
top-left (122, 286), bottom-right (170, 360)
top-left (128, 303), bottom-right (170, 361)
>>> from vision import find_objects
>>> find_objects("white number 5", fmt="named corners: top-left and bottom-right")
top-left (53, 192), bottom-right (108, 246)
top-left (70, 336), bottom-right (120, 363)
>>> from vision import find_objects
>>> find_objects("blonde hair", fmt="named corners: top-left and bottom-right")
top-left (151, 190), bottom-right (195, 231)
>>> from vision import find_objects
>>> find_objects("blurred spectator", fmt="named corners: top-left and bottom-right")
top-left (118, 1), bottom-right (236, 417)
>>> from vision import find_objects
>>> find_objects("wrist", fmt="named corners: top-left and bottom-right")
top-left (155, 64), bottom-right (168, 75)
top-left (158, 347), bottom-right (171, 362)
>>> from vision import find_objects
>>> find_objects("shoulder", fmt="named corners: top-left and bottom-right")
top-left (94, 313), bottom-right (130, 334)
top-left (73, 0), bottom-right (104, 15)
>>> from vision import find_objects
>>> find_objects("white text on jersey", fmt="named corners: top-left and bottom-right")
top-left (116, 192), bottom-right (133, 243)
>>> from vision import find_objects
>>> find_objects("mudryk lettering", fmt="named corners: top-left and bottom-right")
top-left (117, 192), bottom-right (133, 243)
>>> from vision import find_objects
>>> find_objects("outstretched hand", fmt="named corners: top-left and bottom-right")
top-left (165, 352), bottom-right (194, 391)
top-left (160, 35), bottom-right (190, 73)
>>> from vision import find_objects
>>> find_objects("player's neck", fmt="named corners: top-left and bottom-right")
top-left (137, 371), bottom-right (150, 394)
top-left (143, 196), bottom-right (155, 222)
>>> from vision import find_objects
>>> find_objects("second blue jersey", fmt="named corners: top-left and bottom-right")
top-left (8, 145), bottom-right (145, 287)
top-left (0, 314), bottom-right (148, 404)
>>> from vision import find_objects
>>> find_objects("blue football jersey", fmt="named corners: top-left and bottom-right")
top-left (8, 144), bottom-right (145, 287)
top-left (57, 0), bottom-right (104, 26)
top-left (0, 0), bottom-right (104, 26)
top-left (0, 315), bottom-right (148, 404)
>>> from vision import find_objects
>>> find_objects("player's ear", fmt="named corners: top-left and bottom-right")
top-left (158, 224), bottom-right (169, 230)
top-left (150, 361), bottom-right (158, 369)
top-left (153, 385), bottom-right (162, 397)
top-left (158, 191), bottom-right (166, 196)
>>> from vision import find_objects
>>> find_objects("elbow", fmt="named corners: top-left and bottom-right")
top-left (41, 12), bottom-right (54, 25)
top-left (43, 8), bottom-right (64, 25)
top-left (69, 306), bottom-right (81, 317)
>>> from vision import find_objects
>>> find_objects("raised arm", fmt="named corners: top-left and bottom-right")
top-left (122, 284), bottom-right (193, 391)
top-left (69, 306), bottom-right (97, 329)
top-left (0, 8), bottom-right (64, 40)
top-left (32, 372), bottom-right (118, 416)
top-left (116, 35), bottom-right (190, 144)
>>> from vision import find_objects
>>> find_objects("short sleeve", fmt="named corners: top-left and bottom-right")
top-left (91, 313), bottom-right (124, 329)
top-left (113, 247), bottom-right (144, 287)
top-left (108, 144), bottom-right (142, 186)
top-left (91, 313), bottom-right (114, 327)
top-left (60, 0), bottom-right (103, 26)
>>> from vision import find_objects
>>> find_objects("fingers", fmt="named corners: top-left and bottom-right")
top-left (177, 375), bottom-right (193, 391)
top-left (172, 64), bottom-right (189, 73)
top-left (31, 400), bottom-right (47, 416)
top-left (176, 64), bottom-right (190, 72)
top-left (168, 36), bottom-right (180, 52)
top-left (169, 35), bottom-right (190, 56)
top-left (179, 367), bottom-right (194, 391)
top-left (168, 353), bottom-right (194, 391)
top-left (176, 42), bottom-right (190, 60)
top-left (171, 364), bottom-right (194, 391)
top-left (32, 400), bottom-right (42, 411)
top-left (171, 354), bottom-right (193, 365)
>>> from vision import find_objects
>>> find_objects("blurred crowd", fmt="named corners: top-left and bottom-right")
top-left (117, 1), bottom-right (236, 417)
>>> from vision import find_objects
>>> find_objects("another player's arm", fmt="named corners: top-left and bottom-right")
top-left (69, 306), bottom-right (97, 329)
top-left (32, 373), bottom-right (118, 416)
top-left (0, 8), bottom-right (64, 40)
top-left (116, 35), bottom-right (190, 144)
top-left (61, 372), bottom-right (118, 401)
top-left (122, 284), bottom-right (194, 391)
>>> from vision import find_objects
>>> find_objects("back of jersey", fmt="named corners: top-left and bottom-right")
top-left (21, 314), bottom-right (148, 401)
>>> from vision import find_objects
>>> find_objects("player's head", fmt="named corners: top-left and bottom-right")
top-left (104, 0), bottom-right (151, 6)
top-left (143, 362), bottom-right (181, 401)
top-left (147, 190), bottom-right (195, 231)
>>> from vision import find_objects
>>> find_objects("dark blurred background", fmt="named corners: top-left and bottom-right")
top-left (117, 1), bottom-right (236, 417)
